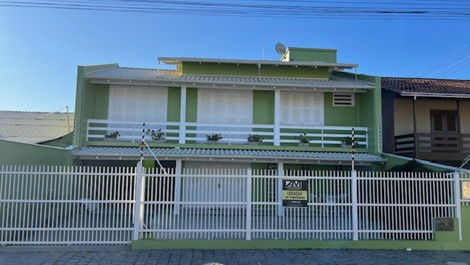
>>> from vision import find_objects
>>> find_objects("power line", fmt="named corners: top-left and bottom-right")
top-left (1, 0), bottom-right (470, 20)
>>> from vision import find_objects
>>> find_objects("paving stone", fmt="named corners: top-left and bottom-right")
top-left (1, 247), bottom-right (470, 265)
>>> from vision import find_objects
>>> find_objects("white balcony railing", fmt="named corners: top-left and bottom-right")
top-left (86, 119), bottom-right (368, 148)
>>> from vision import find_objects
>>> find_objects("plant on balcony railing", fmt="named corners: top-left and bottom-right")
top-left (104, 131), bottom-right (120, 141)
top-left (146, 128), bottom-right (166, 142)
top-left (207, 134), bottom-right (223, 143)
top-left (247, 134), bottom-right (264, 145)
top-left (299, 133), bottom-right (310, 147)
top-left (342, 136), bottom-right (355, 148)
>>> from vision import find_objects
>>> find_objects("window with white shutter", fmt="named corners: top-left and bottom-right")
top-left (107, 85), bottom-right (168, 139)
top-left (108, 85), bottom-right (168, 123)
top-left (197, 89), bottom-right (253, 124)
top-left (280, 92), bottom-right (324, 125)
top-left (197, 88), bottom-right (253, 142)
top-left (333, 93), bottom-right (355, 107)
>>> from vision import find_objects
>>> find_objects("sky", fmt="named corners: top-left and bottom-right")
top-left (0, 6), bottom-right (470, 112)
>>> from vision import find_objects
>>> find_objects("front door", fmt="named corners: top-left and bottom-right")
top-left (430, 110), bottom-right (459, 152)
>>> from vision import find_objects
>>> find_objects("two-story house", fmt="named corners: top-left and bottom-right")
top-left (382, 77), bottom-right (470, 167)
top-left (71, 47), bottom-right (385, 191)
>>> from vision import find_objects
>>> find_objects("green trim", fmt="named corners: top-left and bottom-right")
top-left (167, 87), bottom-right (181, 122)
top-left (186, 87), bottom-right (198, 122)
top-left (132, 238), bottom-right (469, 251)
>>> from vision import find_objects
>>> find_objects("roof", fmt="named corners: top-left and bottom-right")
top-left (382, 77), bottom-right (470, 97)
top-left (72, 147), bottom-right (386, 164)
top-left (0, 111), bottom-right (74, 144)
top-left (85, 67), bottom-right (375, 91)
top-left (158, 57), bottom-right (357, 69)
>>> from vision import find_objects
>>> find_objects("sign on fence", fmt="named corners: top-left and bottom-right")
top-left (462, 181), bottom-right (470, 200)
top-left (282, 179), bottom-right (308, 207)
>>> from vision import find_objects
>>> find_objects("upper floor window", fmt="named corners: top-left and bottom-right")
top-left (281, 92), bottom-right (324, 125)
top-left (108, 85), bottom-right (168, 122)
top-left (197, 88), bottom-right (253, 124)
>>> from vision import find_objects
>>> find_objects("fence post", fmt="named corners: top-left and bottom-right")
top-left (179, 86), bottom-right (187, 144)
top-left (351, 169), bottom-right (359, 241)
top-left (133, 161), bottom-right (145, 241)
top-left (246, 168), bottom-right (252, 240)
top-left (174, 159), bottom-right (182, 215)
top-left (277, 162), bottom-right (284, 217)
top-left (454, 171), bottom-right (462, 241)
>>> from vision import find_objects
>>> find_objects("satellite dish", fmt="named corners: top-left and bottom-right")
top-left (275, 43), bottom-right (287, 55)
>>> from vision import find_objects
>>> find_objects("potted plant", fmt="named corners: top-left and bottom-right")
top-left (247, 134), bottom-right (264, 145)
top-left (299, 133), bottom-right (309, 147)
top-left (342, 136), bottom-right (354, 148)
top-left (207, 133), bottom-right (223, 144)
top-left (146, 128), bottom-right (166, 143)
top-left (104, 131), bottom-right (120, 141)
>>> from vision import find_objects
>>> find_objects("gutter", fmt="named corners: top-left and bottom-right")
top-left (400, 92), bottom-right (470, 99)
top-left (382, 153), bottom-right (470, 173)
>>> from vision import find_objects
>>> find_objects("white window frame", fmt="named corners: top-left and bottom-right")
top-left (280, 91), bottom-right (324, 126)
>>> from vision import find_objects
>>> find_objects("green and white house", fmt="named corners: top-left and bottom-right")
top-left (72, 47), bottom-right (385, 172)
top-left (4, 46), bottom-right (470, 249)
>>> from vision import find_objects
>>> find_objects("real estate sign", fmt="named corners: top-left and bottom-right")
top-left (462, 181), bottom-right (470, 200)
top-left (282, 179), bottom-right (308, 207)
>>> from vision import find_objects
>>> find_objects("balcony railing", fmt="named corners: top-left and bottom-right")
top-left (86, 119), bottom-right (368, 148)
top-left (395, 133), bottom-right (470, 155)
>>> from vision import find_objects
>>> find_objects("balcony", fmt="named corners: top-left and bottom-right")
top-left (395, 133), bottom-right (470, 161)
top-left (86, 119), bottom-right (368, 149)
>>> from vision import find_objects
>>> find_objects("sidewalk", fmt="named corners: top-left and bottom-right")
top-left (0, 246), bottom-right (469, 265)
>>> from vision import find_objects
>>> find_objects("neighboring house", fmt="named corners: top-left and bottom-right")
top-left (71, 46), bottom-right (384, 176)
top-left (0, 111), bottom-right (74, 147)
top-left (382, 77), bottom-right (470, 167)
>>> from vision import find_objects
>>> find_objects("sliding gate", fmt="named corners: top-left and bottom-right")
top-left (0, 165), bottom-right (461, 245)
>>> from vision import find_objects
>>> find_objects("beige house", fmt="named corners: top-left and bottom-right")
top-left (382, 77), bottom-right (470, 166)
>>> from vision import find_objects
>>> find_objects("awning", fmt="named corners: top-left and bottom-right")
top-left (72, 147), bottom-right (386, 165)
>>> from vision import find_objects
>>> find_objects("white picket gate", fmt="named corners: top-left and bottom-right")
top-left (0, 164), bottom-right (462, 245)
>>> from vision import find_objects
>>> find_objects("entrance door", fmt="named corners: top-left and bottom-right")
top-left (430, 110), bottom-right (459, 152)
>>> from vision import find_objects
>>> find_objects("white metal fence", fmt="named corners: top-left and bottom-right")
top-left (0, 165), bottom-right (462, 245)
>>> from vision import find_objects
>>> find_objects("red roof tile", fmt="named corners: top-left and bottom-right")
top-left (382, 77), bottom-right (470, 95)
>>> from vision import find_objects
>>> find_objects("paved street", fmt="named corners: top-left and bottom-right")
top-left (1, 246), bottom-right (470, 265)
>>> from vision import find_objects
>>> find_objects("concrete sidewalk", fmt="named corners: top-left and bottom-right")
top-left (0, 246), bottom-right (470, 265)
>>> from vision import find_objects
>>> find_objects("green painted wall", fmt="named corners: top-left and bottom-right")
top-left (0, 139), bottom-right (72, 165)
top-left (182, 62), bottom-right (329, 79)
top-left (253, 90), bottom-right (274, 125)
top-left (324, 92), bottom-right (359, 126)
top-left (332, 71), bottom-right (382, 154)
top-left (186, 87), bottom-right (198, 122)
top-left (74, 64), bottom-right (117, 147)
top-left (287, 48), bottom-right (337, 63)
top-left (167, 87), bottom-right (181, 122)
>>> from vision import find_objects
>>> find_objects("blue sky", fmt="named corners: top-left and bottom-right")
top-left (0, 7), bottom-right (469, 112)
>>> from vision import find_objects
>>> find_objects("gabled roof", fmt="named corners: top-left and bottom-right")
top-left (382, 77), bottom-right (470, 97)
top-left (72, 146), bottom-right (385, 164)
top-left (158, 57), bottom-right (358, 69)
top-left (85, 67), bottom-right (375, 91)
top-left (0, 111), bottom-right (74, 144)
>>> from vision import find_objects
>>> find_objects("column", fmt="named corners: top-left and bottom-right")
top-left (274, 88), bottom-right (281, 146)
top-left (174, 159), bottom-right (182, 215)
top-left (179, 86), bottom-right (187, 144)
